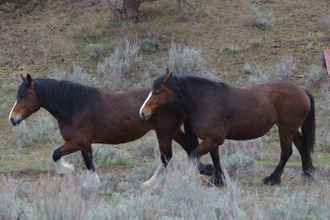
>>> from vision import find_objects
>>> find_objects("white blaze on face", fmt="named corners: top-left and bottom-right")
top-left (139, 91), bottom-right (153, 119)
top-left (8, 101), bottom-right (17, 120)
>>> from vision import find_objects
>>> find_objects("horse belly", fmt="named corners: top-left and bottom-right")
top-left (93, 120), bottom-right (152, 144)
top-left (226, 116), bottom-right (275, 140)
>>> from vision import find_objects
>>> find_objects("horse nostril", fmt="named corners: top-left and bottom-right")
top-left (10, 117), bottom-right (21, 126)
top-left (10, 118), bottom-right (16, 126)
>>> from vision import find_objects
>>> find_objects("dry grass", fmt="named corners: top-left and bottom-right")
top-left (1, 152), bottom-right (330, 220)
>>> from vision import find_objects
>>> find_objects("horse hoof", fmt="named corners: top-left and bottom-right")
top-left (198, 163), bottom-right (214, 176)
top-left (55, 158), bottom-right (75, 175)
top-left (263, 176), bottom-right (281, 185)
top-left (141, 180), bottom-right (152, 190)
top-left (210, 176), bottom-right (224, 187)
top-left (141, 175), bottom-right (159, 191)
top-left (302, 171), bottom-right (314, 183)
top-left (141, 178), bottom-right (160, 191)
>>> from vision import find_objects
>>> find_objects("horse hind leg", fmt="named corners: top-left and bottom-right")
top-left (190, 138), bottom-right (224, 186)
top-left (81, 146), bottom-right (101, 188)
top-left (81, 145), bottom-right (95, 172)
top-left (52, 142), bottom-right (79, 174)
top-left (142, 131), bottom-right (173, 190)
top-left (293, 132), bottom-right (314, 178)
top-left (264, 128), bottom-right (293, 185)
top-left (210, 149), bottom-right (224, 186)
top-left (173, 129), bottom-right (214, 176)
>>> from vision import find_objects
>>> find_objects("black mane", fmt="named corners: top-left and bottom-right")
top-left (153, 74), bottom-right (228, 115)
top-left (33, 79), bottom-right (100, 122)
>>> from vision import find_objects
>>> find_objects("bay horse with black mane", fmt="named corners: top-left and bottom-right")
top-left (139, 70), bottom-right (315, 186)
top-left (9, 74), bottom-right (212, 186)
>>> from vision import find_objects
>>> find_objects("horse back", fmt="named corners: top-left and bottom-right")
top-left (255, 81), bottom-right (311, 125)
top-left (61, 88), bottom-right (153, 144)
top-left (223, 81), bottom-right (309, 139)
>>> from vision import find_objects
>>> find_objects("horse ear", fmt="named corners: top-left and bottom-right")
top-left (26, 74), bottom-right (32, 86)
top-left (163, 69), bottom-right (173, 85)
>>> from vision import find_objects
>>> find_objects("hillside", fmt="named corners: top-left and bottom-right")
top-left (1, 0), bottom-right (330, 219)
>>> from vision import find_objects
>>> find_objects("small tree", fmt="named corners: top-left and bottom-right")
top-left (120, 0), bottom-right (193, 21)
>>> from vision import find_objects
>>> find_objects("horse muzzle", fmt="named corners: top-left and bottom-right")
top-left (139, 111), bottom-right (152, 120)
top-left (10, 117), bottom-right (23, 126)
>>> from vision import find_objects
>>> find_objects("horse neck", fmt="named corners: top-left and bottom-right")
top-left (173, 79), bottom-right (197, 116)
top-left (175, 77), bottom-right (222, 116)
top-left (35, 79), bottom-right (99, 122)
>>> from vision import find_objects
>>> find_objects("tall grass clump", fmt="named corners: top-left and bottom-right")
top-left (274, 55), bottom-right (296, 81)
top-left (0, 174), bottom-right (112, 220)
top-left (0, 177), bottom-right (25, 220)
top-left (1, 161), bottom-right (330, 219)
top-left (221, 139), bottom-right (264, 176)
top-left (264, 186), bottom-right (330, 220)
top-left (244, 62), bottom-right (270, 84)
top-left (97, 40), bottom-right (141, 90)
top-left (245, 55), bottom-right (296, 85)
top-left (49, 64), bottom-right (98, 87)
top-left (0, 161), bottom-right (247, 220)
top-left (317, 84), bottom-right (330, 149)
top-left (305, 64), bottom-right (327, 89)
top-left (112, 159), bottom-right (247, 220)
top-left (167, 44), bottom-right (218, 80)
top-left (249, 1), bottom-right (272, 30)
top-left (168, 43), bottom-right (204, 76)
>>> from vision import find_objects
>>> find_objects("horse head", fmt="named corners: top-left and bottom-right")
top-left (9, 74), bottom-right (41, 126)
top-left (139, 68), bottom-right (177, 120)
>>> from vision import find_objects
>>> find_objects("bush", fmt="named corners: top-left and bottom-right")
top-left (111, 160), bottom-right (247, 220)
top-left (1, 160), bottom-right (330, 220)
top-left (274, 55), bottom-right (296, 81)
top-left (317, 84), bottom-right (330, 148)
top-left (168, 43), bottom-right (204, 76)
top-left (305, 64), bottom-right (327, 89)
top-left (221, 139), bottom-right (263, 176)
top-left (266, 187), bottom-right (330, 220)
top-left (0, 177), bottom-right (25, 220)
top-left (249, 3), bottom-right (272, 30)
top-left (167, 44), bottom-right (218, 80)
top-left (245, 55), bottom-right (296, 85)
top-left (97, 40), bottom-right (141, 90)
top-left (49, 64), bottom-right (98, 87)
top-left (12, 113), bottom-right (58, 148)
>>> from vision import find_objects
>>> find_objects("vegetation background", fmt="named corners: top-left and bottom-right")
top-left (1, 0), bottom-right (330, 219)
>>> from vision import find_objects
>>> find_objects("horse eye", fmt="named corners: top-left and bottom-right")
top-left (17, 92), bottom-right (27, 101)
top-left (154, 90), bottom-right (161, 95)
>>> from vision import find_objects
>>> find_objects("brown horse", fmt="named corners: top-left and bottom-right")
top-left (139, 70), bottom-right (315, 186)
top-left (9, 74), bottom-right (212, 183)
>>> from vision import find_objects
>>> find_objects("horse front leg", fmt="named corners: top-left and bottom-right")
top-left (173, 129), bottom-right (214, 176)
top-left (142, 131), bottom-right (173, 190)
top-left (81, 145), bottom-right (101, 187)
top-left (52, 141), bottom-right (80, 174)
top-left (81, 145), bottom-right (95, 172)
top-left (190, 138), bottom-right (224, 186)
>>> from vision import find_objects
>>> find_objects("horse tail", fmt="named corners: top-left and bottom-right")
top-left (183, 121), bottom-right (198, 152)
top-left (302, 90), bottom-right (315, 153)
